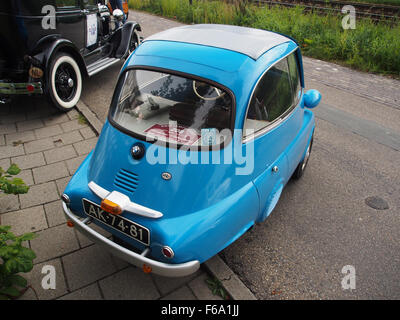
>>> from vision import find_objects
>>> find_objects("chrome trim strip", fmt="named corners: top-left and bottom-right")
top-left (141, 248), bottom-right (150, 257)
top-left (63, 202), bottom-right (200, 277)
top-left (0, 82), bottom-right (43, 95)
top-left (82, 217), bottom-right (92, 224)
top-left (88, 181), bottom-right (109, 199)
top-left (88, 181), bottom-right (163, 219)
top-left (87, 58), bottom-right (121, 77)
top-left (242, 47), bottom-right (300, 143)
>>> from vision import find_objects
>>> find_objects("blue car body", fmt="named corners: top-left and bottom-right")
top-left (62, 24), bottom-right (320, 277)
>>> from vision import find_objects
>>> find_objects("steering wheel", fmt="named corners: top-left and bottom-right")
top-left (193, 81), bottom-right (225, 101)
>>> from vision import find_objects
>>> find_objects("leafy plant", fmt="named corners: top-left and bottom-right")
top-left (0, 164), bottom-right (29, 195)
top-left (0, 226), bottom-right (37, 300)
top-left (1, 163), bottom-right (35, 300)
top-left (205, 277), bottom-right (229, 299)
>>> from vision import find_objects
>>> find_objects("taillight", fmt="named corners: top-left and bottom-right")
top-left (161, 246), bottom-right (174, 259)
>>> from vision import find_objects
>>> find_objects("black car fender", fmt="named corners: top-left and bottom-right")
top-left (112, 22), bottom-right (141, 59)
top-left (32, 38), bottom-right (88, 92)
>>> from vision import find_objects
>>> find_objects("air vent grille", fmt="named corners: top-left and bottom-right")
top-left (113, 168), bottom-right (139, 193)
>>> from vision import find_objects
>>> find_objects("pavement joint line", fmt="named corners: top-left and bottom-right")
top-left (59, 256), bottom-right (71, 293)
top-left (66, 265), bottom-right (132, 293)
top-left (149, 273), bottom-right (163, 297)
top-left (40, 204), bottom-right (50, 231)
top-left (74, 98), bottom-right (256, 300)
top-left (186, 281), bottom-right (200, 300)
top-left (30, 234), bottom-right (94, 264)
top-left (97, 281), bottom-right (106, 300)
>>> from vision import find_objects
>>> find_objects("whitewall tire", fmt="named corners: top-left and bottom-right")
top-left (48, 53), bottom-right (82, 111)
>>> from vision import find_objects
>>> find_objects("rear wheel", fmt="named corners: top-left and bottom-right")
top-left (47, 53), bottom-right (82, 111)
top-left (128, 30), bottom-right (140, 56)
top-left (292, 134), bottom-right (314, 180)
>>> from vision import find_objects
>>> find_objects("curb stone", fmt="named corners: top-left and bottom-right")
top-left (75, 99), bottom-right (257, 300)
top-left (75, 100), bottom-right (103, 135)
top-left (205, 255), bottom-right (257, 300)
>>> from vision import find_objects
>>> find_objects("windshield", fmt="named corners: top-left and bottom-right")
top-left (110, 69), bottom-right (234, 147)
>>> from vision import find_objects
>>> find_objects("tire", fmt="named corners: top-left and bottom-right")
top-left (128, 30), bottom-right (140, 56)
top-left (292, 134), bottom-right (314, 180)
top-left (47, 53), bottom-right (82, 111)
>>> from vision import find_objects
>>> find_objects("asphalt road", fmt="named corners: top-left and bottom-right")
top-left (81, 11), bottom-right (400, 299)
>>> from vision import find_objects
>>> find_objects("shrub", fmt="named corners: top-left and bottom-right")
top-left (0, 226), bottom-right (36, 300)
top-left (0, 164), bottom-right (35, 300)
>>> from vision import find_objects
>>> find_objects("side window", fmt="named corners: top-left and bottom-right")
top-left (56, 0), bottom-right (79, 8)
top-left (287, 52), bottom-right (302, 105)
top-left (244, 57), bottom-right (293, 137)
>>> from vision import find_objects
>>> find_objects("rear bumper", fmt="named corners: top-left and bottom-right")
top-left (0, 82), bottom-right (43, 95)
top-left (62, 202), bottom-right (200, 277)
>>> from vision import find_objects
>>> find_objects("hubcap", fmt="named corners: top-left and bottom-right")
top-left (302, 145), bottom-right (311, 170)
top-left (54, 62), bottom-right (77, 102)
top-left (129, 35), bottom-right (138, 54)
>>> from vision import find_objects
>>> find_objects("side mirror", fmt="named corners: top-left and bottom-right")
top-left (303, 89), bottom-right (321, 109)
top-left (113, 9), bottom-right (124, 21)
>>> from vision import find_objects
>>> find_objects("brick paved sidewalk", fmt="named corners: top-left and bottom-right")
top-left (0, 97), bottom-right (221, 300)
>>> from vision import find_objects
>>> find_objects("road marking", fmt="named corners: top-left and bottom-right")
top-left (315, 103), bottom-right (400, 151)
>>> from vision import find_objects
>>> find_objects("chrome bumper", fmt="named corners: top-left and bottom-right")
top-left (0, 82), bottom-right (43, 95)
top-left (62, 202), bottom-right (200, 277)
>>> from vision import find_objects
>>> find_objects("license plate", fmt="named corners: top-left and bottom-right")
top-left (82, 198), bottom-right (150, 246)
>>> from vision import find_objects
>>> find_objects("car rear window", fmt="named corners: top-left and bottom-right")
top-left (110, 69), bottom-right (233, 147)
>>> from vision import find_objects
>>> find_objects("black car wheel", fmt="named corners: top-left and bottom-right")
top-left (292, 134), bottom-right (314, 180)
top-left (48, 53), bottom-right (82, 111)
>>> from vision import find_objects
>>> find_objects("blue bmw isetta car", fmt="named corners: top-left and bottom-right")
top-left (62, 24), bottom-right (321, 277)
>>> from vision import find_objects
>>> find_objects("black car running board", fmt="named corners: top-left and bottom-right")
top-left (87, 57), bottom-right (121, 77)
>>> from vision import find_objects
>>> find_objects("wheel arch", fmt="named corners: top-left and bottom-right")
top-left (36, 40), bottom-right (85, 111)
top-left (112, 22), bottom-right (142, 59)
top-left (33, 38), bottom-right (88, 93)
top-left (256, 180), bottom-right (284, 223)
top-left (49, 43), bottom-right (88, 79)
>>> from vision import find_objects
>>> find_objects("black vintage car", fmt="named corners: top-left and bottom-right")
top-left (0, 0), bottom-right (141, 110)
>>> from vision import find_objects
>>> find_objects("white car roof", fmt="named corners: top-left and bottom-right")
top-left (144, 24), bottom-right (291, 60)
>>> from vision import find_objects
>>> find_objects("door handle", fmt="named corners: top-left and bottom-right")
top-left (272, 166), bottom-right (279, 173)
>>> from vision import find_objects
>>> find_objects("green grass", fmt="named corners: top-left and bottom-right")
top-left (260, 0), bottom-right (400, 6)
top-left (77, 114), bottom-right (88, 125)
top-left (129, 0), bottom-right (400, 77)
top-left (343, 0), bottom-right (400, 5)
